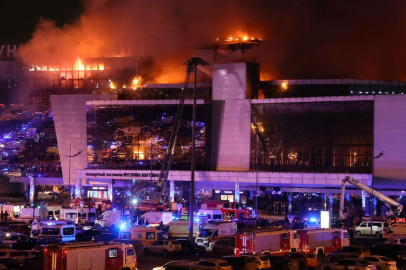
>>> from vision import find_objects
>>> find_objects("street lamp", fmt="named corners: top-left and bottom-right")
top-left (184, 57), bottom-right (208, 241)
top-left (66, 143), bottom-right (82, 207)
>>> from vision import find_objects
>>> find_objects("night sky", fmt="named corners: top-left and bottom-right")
top-left (1, 1), bottom-right (406, 82)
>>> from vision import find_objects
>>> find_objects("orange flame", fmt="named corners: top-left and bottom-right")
top-left (73, 57), bottom-right (85, 71)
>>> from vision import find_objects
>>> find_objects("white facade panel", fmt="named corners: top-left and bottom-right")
top-left (374, 95), bottom-right (406, 183)
top-left (212, 63), bottom-right (247, 100)
top-left (216, 99), bottom-right (251, 171)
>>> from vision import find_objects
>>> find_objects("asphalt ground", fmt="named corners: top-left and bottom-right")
top-left (137, 234), bottom-right (382, 270)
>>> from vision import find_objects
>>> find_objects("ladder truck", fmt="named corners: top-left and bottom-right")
top-left (339, 176), bottom-right (403, 220)
top-left (153, 57), bottom-right (206, 203)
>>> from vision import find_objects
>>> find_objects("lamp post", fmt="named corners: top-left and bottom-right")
top-left (370, 150), bottom-right (385, 239)
top-left (185, 57), bottom-right (208, 241)
top-left (66, 143), bottom-right (82, 207)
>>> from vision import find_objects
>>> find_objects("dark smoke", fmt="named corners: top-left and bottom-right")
top-left (17, 0), bottom-right (406, 82)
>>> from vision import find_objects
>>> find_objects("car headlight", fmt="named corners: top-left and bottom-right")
top-left (5, 233), bottom-right (10, 237)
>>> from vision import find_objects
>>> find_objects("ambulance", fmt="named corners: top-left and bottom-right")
top-left (195, 221), bottom-right (237, 247)
top-left (43, 242), bottom-right (137, 270)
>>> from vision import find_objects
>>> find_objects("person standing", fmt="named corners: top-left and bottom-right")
top-left (4, 211), bottom-right (8, 221)
top-left (1, 210), bottom-right (3, 221)
top-left (397, 254), bottom-right (404, 270)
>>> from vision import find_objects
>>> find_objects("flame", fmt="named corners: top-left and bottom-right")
top-left (74, 57), bottom-right (85, 71)
top-left (131, 77), bottom-right (141, 89)
top-left (99, 63), bottom-right (104, 71)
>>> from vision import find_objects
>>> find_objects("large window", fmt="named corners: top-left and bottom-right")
top-left (86, 104), bottom-right (209, 170)
top-left (251, 101), bottom-right (373, 173)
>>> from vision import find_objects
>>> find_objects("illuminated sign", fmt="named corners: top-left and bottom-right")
top-left (0, 45), bottom-right (20, 60)
top-left (320, 211), bottom-right (330, 228)
top-left (214, 190), bottom-right (220, 194)
top-left (224, 191), bottom-right (233, 194)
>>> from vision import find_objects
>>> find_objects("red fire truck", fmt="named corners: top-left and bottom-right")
top-left (298, 228), bottom-right (350, 257)
top-left (43, 242), bottom-right (137, 270)
top-left (235, 228), bottom-right (299, 255)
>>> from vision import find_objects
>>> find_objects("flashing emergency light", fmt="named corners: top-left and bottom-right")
top-left (120, 223), bottom-right (125, 229)
top-left (132, 199), bottom-right (137, 204)
top-left (309, 217), bottom-right (317, 223)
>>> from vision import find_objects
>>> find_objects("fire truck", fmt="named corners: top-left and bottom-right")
top-left (298, 228), bottom-right (350, 257)
top-left (235, 228), bottom-right (299, 255)
top-left (43, 242), bottom-right (137, 270)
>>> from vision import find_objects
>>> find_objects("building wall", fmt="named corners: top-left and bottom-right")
top-left (211, 63), bottom-right (258, 171)
top-left (51, 94), bottom-right (115, 184)
top-left (374, 95), bottom-right (406, 187)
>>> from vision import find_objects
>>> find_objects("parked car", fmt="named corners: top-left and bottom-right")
top-left (0, 258), bottom-right (25, 270)
top-left (153, 260), bottom-right (197, 270)
top-left (92, 233), bottom-right (117, 242)
top-left (0, 226), bottom-right (16, 239)
top-left (326, 246), bottom-right (371, 262)
top-left (222, 255), bottom-right (258, 270)
top-left (164, 264), bottom-right (214, 270)
top-left (75, 224), bottom-right (85, 235)
top-left (284, 252), bottom-right (318, 270)
top-left (197, 259), bottom-right (233, 270)
top-left (22, 251), bottom-right (44, 270)
top-left (321, 258), bottom-right (377, 270)
top-left (241, 254), bottom-right (272, 270)
top-left (1, 235), bottom-right (25, 248)
top-left (179, 240), bottom-right (206, 255)
top-left (11, 236), bottom-right (58, 250)
top-left (0, 249), bottom-right (32, 261)
top-left (211, 238), bottom-right (235, 255)
top-left (144, 240), bottom-right (182, 256)
top-left (385, 237), bottom-right (406, 245)
top-left (370, 243), bottom-right (406, 261)
top-left (265, 255), bottom-right (300, 270)
top-left (77, 229), bottom-right (102, 241)
top-left (363, 256), bottom-right (396, 270)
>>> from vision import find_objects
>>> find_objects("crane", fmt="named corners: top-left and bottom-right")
top-left (153, 58), bottom-right (205, 202)
top-left (339, 176), bottom-right (403, 220)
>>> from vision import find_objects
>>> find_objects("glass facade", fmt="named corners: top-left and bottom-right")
top-left (251, 101), bottom-right (373, 173)
top-left (86, 104), bottom-right (210, 170)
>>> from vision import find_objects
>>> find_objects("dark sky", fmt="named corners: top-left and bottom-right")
top-left (0, 0), bottom-right (83, 44)
top-left (2, 0), bottom-right (406, 82)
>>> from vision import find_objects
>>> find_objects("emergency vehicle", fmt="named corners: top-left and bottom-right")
top-left (234, 228), bottom-right (299, 255)
top-left (195, 221), bottom-right (237, 247)
top-left (222, 208), bottom-right (253, 220)
top-left (298, 228), bottom-right (350, 257)
top-left (141, 212), bottom-right (173, 226)
top-left (43, 242), bottom-right (137, 270)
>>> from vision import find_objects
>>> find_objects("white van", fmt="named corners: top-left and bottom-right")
top-left (355, 221), bottom-right (390, 237)
top-left (142, 212), bottom-right (173, 226)
top-left (120, 226), bottom-right (166, 246)
top-left (160, 219), bottom-right (205, 239)
top-left (77, 208), bottom-right (97, 224)
top-left (95, 210), bottom-right (122, 228)
top-left (46, 205), bottom-right (62, 219)
top-left (17, 208), bottom-right (40, 223)
top-left (59, 208), bottom-right (78, 223)
top-left (197, 210), bottom-right (223, 221)
top-left (39, 223), bottom-right (76, 242)
top-left (195, 221), bottom-right (237, 247)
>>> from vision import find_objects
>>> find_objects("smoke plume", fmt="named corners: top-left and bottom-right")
top-left (17, 0), bottom-right (406, 82)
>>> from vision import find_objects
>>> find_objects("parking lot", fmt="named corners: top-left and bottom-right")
top-left (137, 235), bottom-right (382, 269)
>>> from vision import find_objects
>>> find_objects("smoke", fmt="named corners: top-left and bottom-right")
top-left (17, 0), bottom-right (406, 82)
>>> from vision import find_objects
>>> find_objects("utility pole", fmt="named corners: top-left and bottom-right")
top-left (187, 57), bottom-right (208, 241)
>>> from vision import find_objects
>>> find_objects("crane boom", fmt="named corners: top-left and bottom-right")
top-left (153, 64), bottom-right (193, 201)
top-left (339, 176), bottom-right (403, 219)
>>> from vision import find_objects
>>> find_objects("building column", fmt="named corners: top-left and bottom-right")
top-left (107, 184), bottom-right (113, 201)
top-left (235, 182), bottom-right (240, 204)
top-left (29, 176), bottom-right (35, 204)
top-left (288, 192), bottom-right (293, 214)
top-left (75, 178), bottom-right (82, 199)
top-left (170, 180), bottom-right (175, 203)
